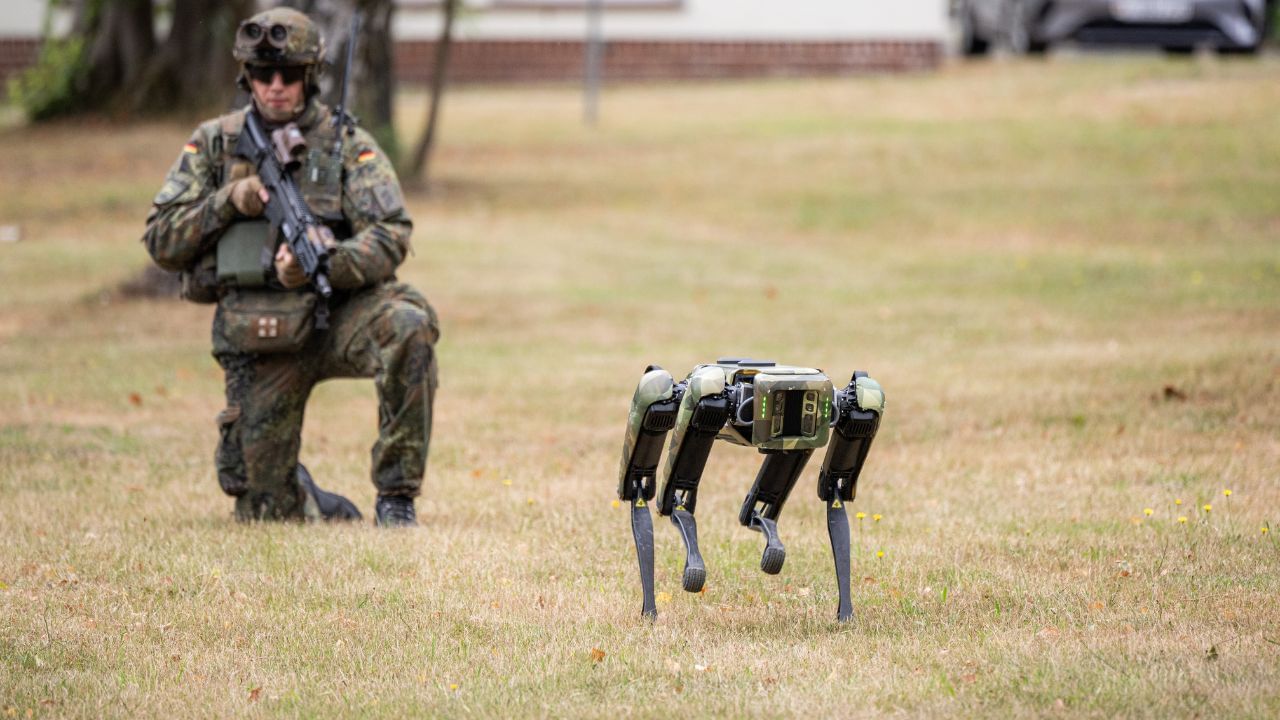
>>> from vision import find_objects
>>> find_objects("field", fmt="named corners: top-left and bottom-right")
top-left (1, 55), bottom-right (1279, 717)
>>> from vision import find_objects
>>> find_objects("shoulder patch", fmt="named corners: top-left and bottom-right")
top-left (373, 184), bottom-right (404, 216)
top-left (153, 177), bottom-right (192, 206)
top-left (183, 142), bottom-right (199, 154)
top-left (357, 148), bottom-right (377, 164)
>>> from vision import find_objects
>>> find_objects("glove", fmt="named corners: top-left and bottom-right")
top-left (274, 243), bottom-right (307, 289)
top-left (227, 175), bottom-right (267, 217)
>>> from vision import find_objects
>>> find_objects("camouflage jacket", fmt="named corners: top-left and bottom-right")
top-left (142, 99), bottom-right (412, 292)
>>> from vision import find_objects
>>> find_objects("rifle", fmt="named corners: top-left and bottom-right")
top-left (234, 111), bottom-right (335, 329)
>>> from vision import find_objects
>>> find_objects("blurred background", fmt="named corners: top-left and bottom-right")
top-left (4, 1), bottom-right (1272, 180)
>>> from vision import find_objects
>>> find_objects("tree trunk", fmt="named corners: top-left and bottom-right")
top-left (80, 0), bottom-right (154, 110)
top-left (125, 0), bottom-right (252, 115)
top-left (407, 0), bottom-right (458, 190)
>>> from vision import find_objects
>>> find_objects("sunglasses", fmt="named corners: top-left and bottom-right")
top-left (246, 65), bottom-right (307, 85)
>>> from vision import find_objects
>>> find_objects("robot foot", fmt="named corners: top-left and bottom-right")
top-left (826, 498), bottom-right (854, 622)
top-left (629, 496), bottom-right (658, 620)
top-left (749, 513), bottom-right (786, 575)
top-left (671, 508), bottom-right (706, 592)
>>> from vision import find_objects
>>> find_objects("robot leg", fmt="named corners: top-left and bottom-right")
top-left (658, 366), bottom-right (729, 593)
top-left (617, 366), bottom-right (680, 619)
top-left (817, 371), bottom-right (885, 622)
top-left (737, 449), bottom-right (813, 574)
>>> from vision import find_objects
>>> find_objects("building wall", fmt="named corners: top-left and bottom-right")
top-left (395, 0), bottom-right (946, 41)
top-left (0, 0), bottom-right (947, 87)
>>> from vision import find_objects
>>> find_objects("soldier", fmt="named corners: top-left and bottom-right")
top-left (142, 8), bottom-right (438, 527)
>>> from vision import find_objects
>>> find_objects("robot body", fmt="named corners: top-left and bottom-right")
top-left (617, 358), bottom-right (884, 621)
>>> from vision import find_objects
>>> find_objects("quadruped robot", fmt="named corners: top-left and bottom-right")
top-left (617, 359), bottom-right (884, 621)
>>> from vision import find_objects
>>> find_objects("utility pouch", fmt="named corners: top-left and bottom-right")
top-left (180, 250), bottom-right (220, 304)
top-left (216, 289), bottom-right (316, 355)
top-left (216, 219), bottom-right (275, 288)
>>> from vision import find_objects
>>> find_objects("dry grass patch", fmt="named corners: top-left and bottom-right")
top-left (2, 56), bottom-right (1279, 717)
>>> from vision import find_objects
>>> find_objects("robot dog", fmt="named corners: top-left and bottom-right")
top-left (617, 359), bottom-right (884, 621)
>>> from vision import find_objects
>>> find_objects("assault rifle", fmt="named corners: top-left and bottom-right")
top-left (234, 111), bottom-right (335, 329)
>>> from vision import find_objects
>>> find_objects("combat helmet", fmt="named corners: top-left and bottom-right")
top-left (233, 7), bottom-right (325, 95)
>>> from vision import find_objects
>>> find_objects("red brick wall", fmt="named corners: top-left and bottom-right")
top-left (396, 39), bottom-right (942, 84)
top-left (0, 37), bottom-right (939, 90)
top-left (0, 38), bottom-right (40, 86)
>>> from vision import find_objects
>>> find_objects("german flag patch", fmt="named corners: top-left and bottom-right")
top-left (183, 142), bottom-right (199, 154)
top-left (357, 149), bottom-right (377, 164)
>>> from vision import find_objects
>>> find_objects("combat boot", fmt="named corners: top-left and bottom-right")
top-left (297, 463), bottom-right (363, 522)
top-left (375, 495), bottom-right (417, 527)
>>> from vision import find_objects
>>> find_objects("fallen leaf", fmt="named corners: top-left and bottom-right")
top-left (128, 392), bottom-right (143, 407)
top-left (247, 687), bottom-right (261, 703)
top-left (763, 285), bottom-right (778, 300)
top-left (1162, 385), bottom-right (1187, 401)
top-left (590, 648), bottom-right (606, 663)
top-left (962, 673), bottom-right (977, 684)
top-left (1089, 601), bottom-right (1105, 611)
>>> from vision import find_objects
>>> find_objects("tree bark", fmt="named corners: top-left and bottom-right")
top-left (125, 0), bottom-right (252, 115)
top-left (407, 0), bottom-right (458, 190)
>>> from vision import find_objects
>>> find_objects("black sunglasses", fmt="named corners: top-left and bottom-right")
top-left (246, 65), bottom-right (307, 85)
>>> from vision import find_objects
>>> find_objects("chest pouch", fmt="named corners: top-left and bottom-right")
top-left (215, 289), bottom-right (317, 355)
top-left (216, 219), bottom-right (275, 288)
top-left (300, 147), bottom-right (344, 222)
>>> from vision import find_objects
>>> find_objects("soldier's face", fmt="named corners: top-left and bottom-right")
top-left (249, 67), bottom-right (306, 123)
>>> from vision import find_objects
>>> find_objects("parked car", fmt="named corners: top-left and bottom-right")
top-left (953, 0), bottom-right (1274, 55)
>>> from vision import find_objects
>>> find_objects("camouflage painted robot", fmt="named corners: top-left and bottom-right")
top-left (618, 359), bottom-right (885, 621)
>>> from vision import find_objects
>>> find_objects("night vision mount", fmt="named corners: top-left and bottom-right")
top-left (617, 359), bottom-right (884, 621)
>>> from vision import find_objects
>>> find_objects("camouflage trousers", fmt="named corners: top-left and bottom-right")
top-left (214, 281), bottom-right (439, 521)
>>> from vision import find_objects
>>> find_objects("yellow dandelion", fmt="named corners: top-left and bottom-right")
top-left (1143, 508), bottom-right (1153, 517)
top-left (526, 497), bottom-right (535, 506)
top-left (876, 550), bottom-right (885, 558)
top-left (611, 499), bottom-right (620, 509)
top-left (1175, 498), bottom-right (1182, 506)
top-left (1203, 504), bottom-right (1212, 513)
top-left (449, 683), bottom-right (459, 692)
top-left (856, 512), bottom-right (867, 520)
top-left (873, 514), bottom-right (883, 522)
top-left (502, 479), bottom-right (513, 487)
top-left (1178, 516), bottom-right (1188, 524)
top-left (1222, 489), bottom-right (1232, 497)
top-left (1261, 527), bottom-right (1269, 535)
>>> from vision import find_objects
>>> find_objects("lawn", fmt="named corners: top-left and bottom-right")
top-left (1, 54), bottom-right (1279, 717)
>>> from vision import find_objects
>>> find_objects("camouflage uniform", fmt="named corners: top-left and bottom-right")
top-left (142, 98), bottom-right (439, 521)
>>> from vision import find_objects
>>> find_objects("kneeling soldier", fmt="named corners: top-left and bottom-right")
top-left (142, 8), bottom-right (438, 526)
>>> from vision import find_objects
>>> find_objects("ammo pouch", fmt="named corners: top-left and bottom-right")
top-left (179, 219), bottom-right (274, 304)
top-left (217, 289), bottom-right (317, 355)
top-left (217, 219), bottom-right (274, 289)
top-left (180, 251), bottom-right (220, 304)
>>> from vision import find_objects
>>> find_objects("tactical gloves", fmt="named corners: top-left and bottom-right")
top-left (227, 175), bottom-right (267, 217)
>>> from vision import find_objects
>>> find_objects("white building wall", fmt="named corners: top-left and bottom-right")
top-left (0, 0), bottom-right (48, 35)
top-left (396, 0), bottom-right (948, 41)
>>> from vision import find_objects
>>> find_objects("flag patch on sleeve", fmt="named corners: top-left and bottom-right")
top-left (357, 149), bottom-right (377, 164)
top-left (183, 142), bottom-right (199, 154)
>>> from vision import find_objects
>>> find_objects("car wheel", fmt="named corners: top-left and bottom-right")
top-left (958, 2), bottom-right (991, 56)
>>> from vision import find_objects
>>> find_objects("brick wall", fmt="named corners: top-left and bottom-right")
top-left (396, 39), bottom-right (942, 84)
top-left (0, 38), bottom-right (39, 86)
top-left (0, 37), bottom-right (940, 90)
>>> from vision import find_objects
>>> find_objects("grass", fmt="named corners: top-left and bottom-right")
top-left (2, 54), bottom-right (1280, 717)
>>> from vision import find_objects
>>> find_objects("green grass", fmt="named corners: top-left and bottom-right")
top-left (2, 55), bottom-right (1280, 717)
